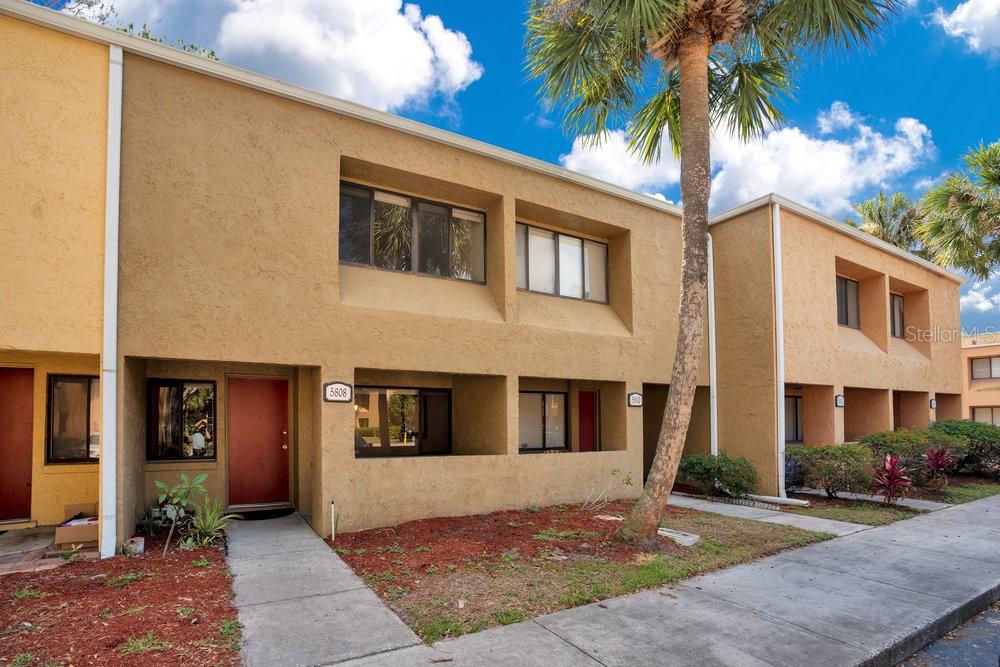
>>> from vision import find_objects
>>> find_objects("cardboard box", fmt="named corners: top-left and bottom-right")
top-left (54, 503), bottom-right (99, 548)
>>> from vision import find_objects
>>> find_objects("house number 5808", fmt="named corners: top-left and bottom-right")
top-left (323, 381), bottom-right (353, 403)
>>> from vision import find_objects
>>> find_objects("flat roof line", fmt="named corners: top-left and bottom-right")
top-left (0, 0), bottom-right (685, 219)
top-left (710, 194), bottom-right (966, 284)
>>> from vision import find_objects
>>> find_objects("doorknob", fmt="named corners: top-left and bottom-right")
top-left (282, 444), bottom-right (288, 450)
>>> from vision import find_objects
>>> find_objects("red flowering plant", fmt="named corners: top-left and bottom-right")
top-left (872, 454), bottom-right (912, 506)
top-left (922, 446), bottom-right (954, 489)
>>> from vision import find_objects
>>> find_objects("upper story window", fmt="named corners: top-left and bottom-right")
top-left (48, 375), bottom-right (100, 463)
top-left (339, 183), bottom-right (485, 283)
top-left (515, 222), bottom-right (608, 303)
top-left (890, 293), bottom-right (905, 338)
top-left (836, 276), bottom-right (860, 329)
top-left (971, 356), bottom-right (1000, 380)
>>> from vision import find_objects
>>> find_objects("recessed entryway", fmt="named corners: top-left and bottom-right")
top-left (228, 377), bottom-right (290, 508)
top-left (0, 367), bottom-right (33, 522)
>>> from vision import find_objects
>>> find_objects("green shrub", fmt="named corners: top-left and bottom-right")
top-left (677, 453), bottom-right (759, 498)
top-left (860, 428), bottom-right (968, 483)
top-left (930, 419), bottom-right (1000, 476)
top-left (355, 425), bottom-right (402, 440)
top-left (789, 445), bottom-right (873, 498)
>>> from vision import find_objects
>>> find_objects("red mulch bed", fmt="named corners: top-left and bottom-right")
top-left (329, 500), bottom-right (679, 582)
top-left (0, 532), bottom-right (239, 666)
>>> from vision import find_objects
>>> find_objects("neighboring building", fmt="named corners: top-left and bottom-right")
top-left (0, 1), bottom-right (964, 552)
top-left (707, 196), bottom-right (964, 493)
top-left (962, 334), bottom-right (1000, 424)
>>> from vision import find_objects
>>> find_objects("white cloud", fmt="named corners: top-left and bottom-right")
top-left (558, 102), bottom-right (935, 215)
top-left (68, 0), bottom-right (483, 113)
top-left (560, 130), bottom-right (682, 191)
top-left (961, 285), bottom-right (1000, 312)
top-left (932, 0), bottom-right (1000, 55)
top-left (816, 101), bottom-right (859, 134)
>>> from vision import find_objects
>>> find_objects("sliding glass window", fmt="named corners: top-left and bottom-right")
top-left (836, 276), bottom-right (860, 328)
top-left (971, 356), bottom-right (1000, 380)
top-left (515, 222), bottom-right (609, 303)
top-left (890, 293), bottom-right (905, 338)
top-left (518, 392), bottom-right (567, 452)
top-left (48, 375), bottom-right (100, 463)
top-left (353, 387), bottom-right (451, 457)
top-left (338, 182), bottom-right (485, 283)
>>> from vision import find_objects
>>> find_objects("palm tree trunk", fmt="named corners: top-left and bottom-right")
top-left (617, 30), bottom-right (712, 545)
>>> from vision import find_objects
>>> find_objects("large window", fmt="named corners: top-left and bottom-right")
top-left (147, 380), bottom-right (216, 460)
top-left (339, 183), bottom-right (485, 283)
top-left (972, 406), bottom-right (1000, 425)
top-left (518, 392), bottom-right (567, 451)
top-left (47, 375), bottom-right (100, 463)
top-left (354, 387), bottom-right (451, 457)
top-left (836, 276), bottom-right (860, 328)
top-left (515, 222), bottom-right (608, 303)
top-left (971, 356), bottom-right (1000, 380)
top-left (890, 293), bottom-right (905, 338)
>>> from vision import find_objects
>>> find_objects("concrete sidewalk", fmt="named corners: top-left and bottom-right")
top-left (340, 494), bottom-right (1000, 666)
top-left (227, 513), bottom-right (421, 666)
top-left (668, 493), bottom-right (870, 536)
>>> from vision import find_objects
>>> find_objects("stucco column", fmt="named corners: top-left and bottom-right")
top-left (505, 373), bottom-right (520, 456)
top-left (833, 384), bottom-right (846, 443)
top-left (313, 364), bottom-right (356, 539)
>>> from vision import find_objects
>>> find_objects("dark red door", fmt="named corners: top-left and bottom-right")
top-left (578, 390), bottom-right (597, 452)
top-left (0, 368), bottom-right (34, 521)
top-left (228, 378), bottom-right (289, 506)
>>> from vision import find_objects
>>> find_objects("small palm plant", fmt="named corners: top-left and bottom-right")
top-left (155, 472), bottom-right (208, 557)
top-left (872, 454), bottom-right (912, 506)
top-left (184, 497), bottom-right (242, 548)
top-left (922, 446), bottom-right (954, 490)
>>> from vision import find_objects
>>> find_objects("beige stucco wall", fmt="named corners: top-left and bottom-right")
top-left (961, 338), bottom-right (1000, 420)
top-left (0, 16), bottom-right (106, 355)
top-left (0, 351), bottom-right (101, 528)
top-left (114, 53), bottom-right (706, 536)
top-left (781, 209), bottom-right (962, 396)
top-left (710, 208), bottom-right (780, 493)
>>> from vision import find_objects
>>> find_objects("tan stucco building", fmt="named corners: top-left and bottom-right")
top-left (708, 196), bottom-right (964, 492)
top-left (0, 1), bottom-right (964, 553)
top-left (961, 334), bottom-right (1000, 424)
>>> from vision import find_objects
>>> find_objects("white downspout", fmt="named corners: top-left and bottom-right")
top-left (100, 44), bottom-right (123, 558)
top-left (707, 233), bottom-right (718, 456)
top-left (772, 201), bottom-right (787, 497)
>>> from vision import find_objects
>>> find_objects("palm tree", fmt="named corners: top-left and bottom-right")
top-left (919, 141), bottom-right (1000, 281)
top-left (848, 190), bottom-right (928, 258)
top-left (526, 0), bottom-right (898, 545)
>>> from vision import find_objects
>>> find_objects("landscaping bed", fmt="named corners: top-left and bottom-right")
top-left (907, 474), bottom-right (1000, 504)
top-left (328, 500), bottom-right (829, 642)
top-left (0, 532), bottom-right (239, 667)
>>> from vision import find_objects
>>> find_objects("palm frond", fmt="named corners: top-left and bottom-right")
top-left (758, 0), bottom-right (900, 54)
top-left (710, 51), bottom-right (792, 141)
top-left (626, 70), bottom-right (682, 161)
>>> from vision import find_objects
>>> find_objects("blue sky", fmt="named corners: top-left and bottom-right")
top-left (49, 0), bottom-right (1000, 331)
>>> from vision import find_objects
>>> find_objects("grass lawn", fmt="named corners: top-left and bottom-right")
top-left (329, 500), bottom-right (831, 643)
top-left (785, 494), bottom-right (924, 526)
top-left (0, 533), bottom-right (239, 667)
top-left (909, 475), bottom-right (1000, 504)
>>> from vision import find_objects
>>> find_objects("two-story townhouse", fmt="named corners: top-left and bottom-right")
top-left (707, 196), bottom-right (964, 493)
top-left (0, 1), bottom-right (715, 552)
top-left (962, 334), bottom-right (1000, 424)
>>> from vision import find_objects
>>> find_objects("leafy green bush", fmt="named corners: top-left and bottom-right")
top-left (677, 453), bottom-right (759, 498)
top-left (355, 425), bottom-right (402, 440)
top-left (184, 497), bottom-right (241, 548)
top-left (789, 445), bottom-right (873, 498)
top-left (930, 419), bottom-right (1000, 476)
top-left (860, 428), bottom-right (967, 483)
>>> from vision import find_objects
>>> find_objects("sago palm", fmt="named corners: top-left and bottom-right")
top-left (526, 0), bottom-right (898, 545)
top-left (848, 190), bottom-right (927, 258)
top-left (919, 141), bottom-right (1000, 280)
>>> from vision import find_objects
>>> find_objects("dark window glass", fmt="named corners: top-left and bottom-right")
top-left (147, 380), bottom-right (216, 460)
top-left (890, 293), bottom-right (905, 338)
top-left (417, 202), bottom-right (450, 276)
top-left (518, 392), bottom-right (568, 451)
top-left (48, 376), bottom-right (100, 462)
top-left (353, 387), bottom-right (451, 457)
top-left (836, 276), bottom-right (860, 328)
top-left (338, 182), bottom-right (486, 284)
top-left (784, 396), bottom-right (803, 443)
top-left (339, 185), bottom-right (371, 264)
top-left (515, 223), bottom-right (527, 289)
top-left (372, 191), bottom-right (412, 271)
top-left (451, 210), bottom-right (485, 281)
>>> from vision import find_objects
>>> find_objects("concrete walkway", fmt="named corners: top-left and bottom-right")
top-left (231, 496), bottom-right (1000, 667)
top-left (227, 513), bottom-right (420, 666)
top-left (668, 493), bottom-right (870, 536)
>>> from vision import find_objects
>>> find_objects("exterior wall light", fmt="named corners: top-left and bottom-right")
top-left (834, 394), bottom-right (845, 408)
top-left (930, 398), bottom-right (937, 409)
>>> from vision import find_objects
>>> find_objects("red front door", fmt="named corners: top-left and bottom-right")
top-left (228, 377), bottom-right (289, 506)
top-left (578, 390), bottom-right (597, 452)
top-left (0, 368), bottom-right (34, 521)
